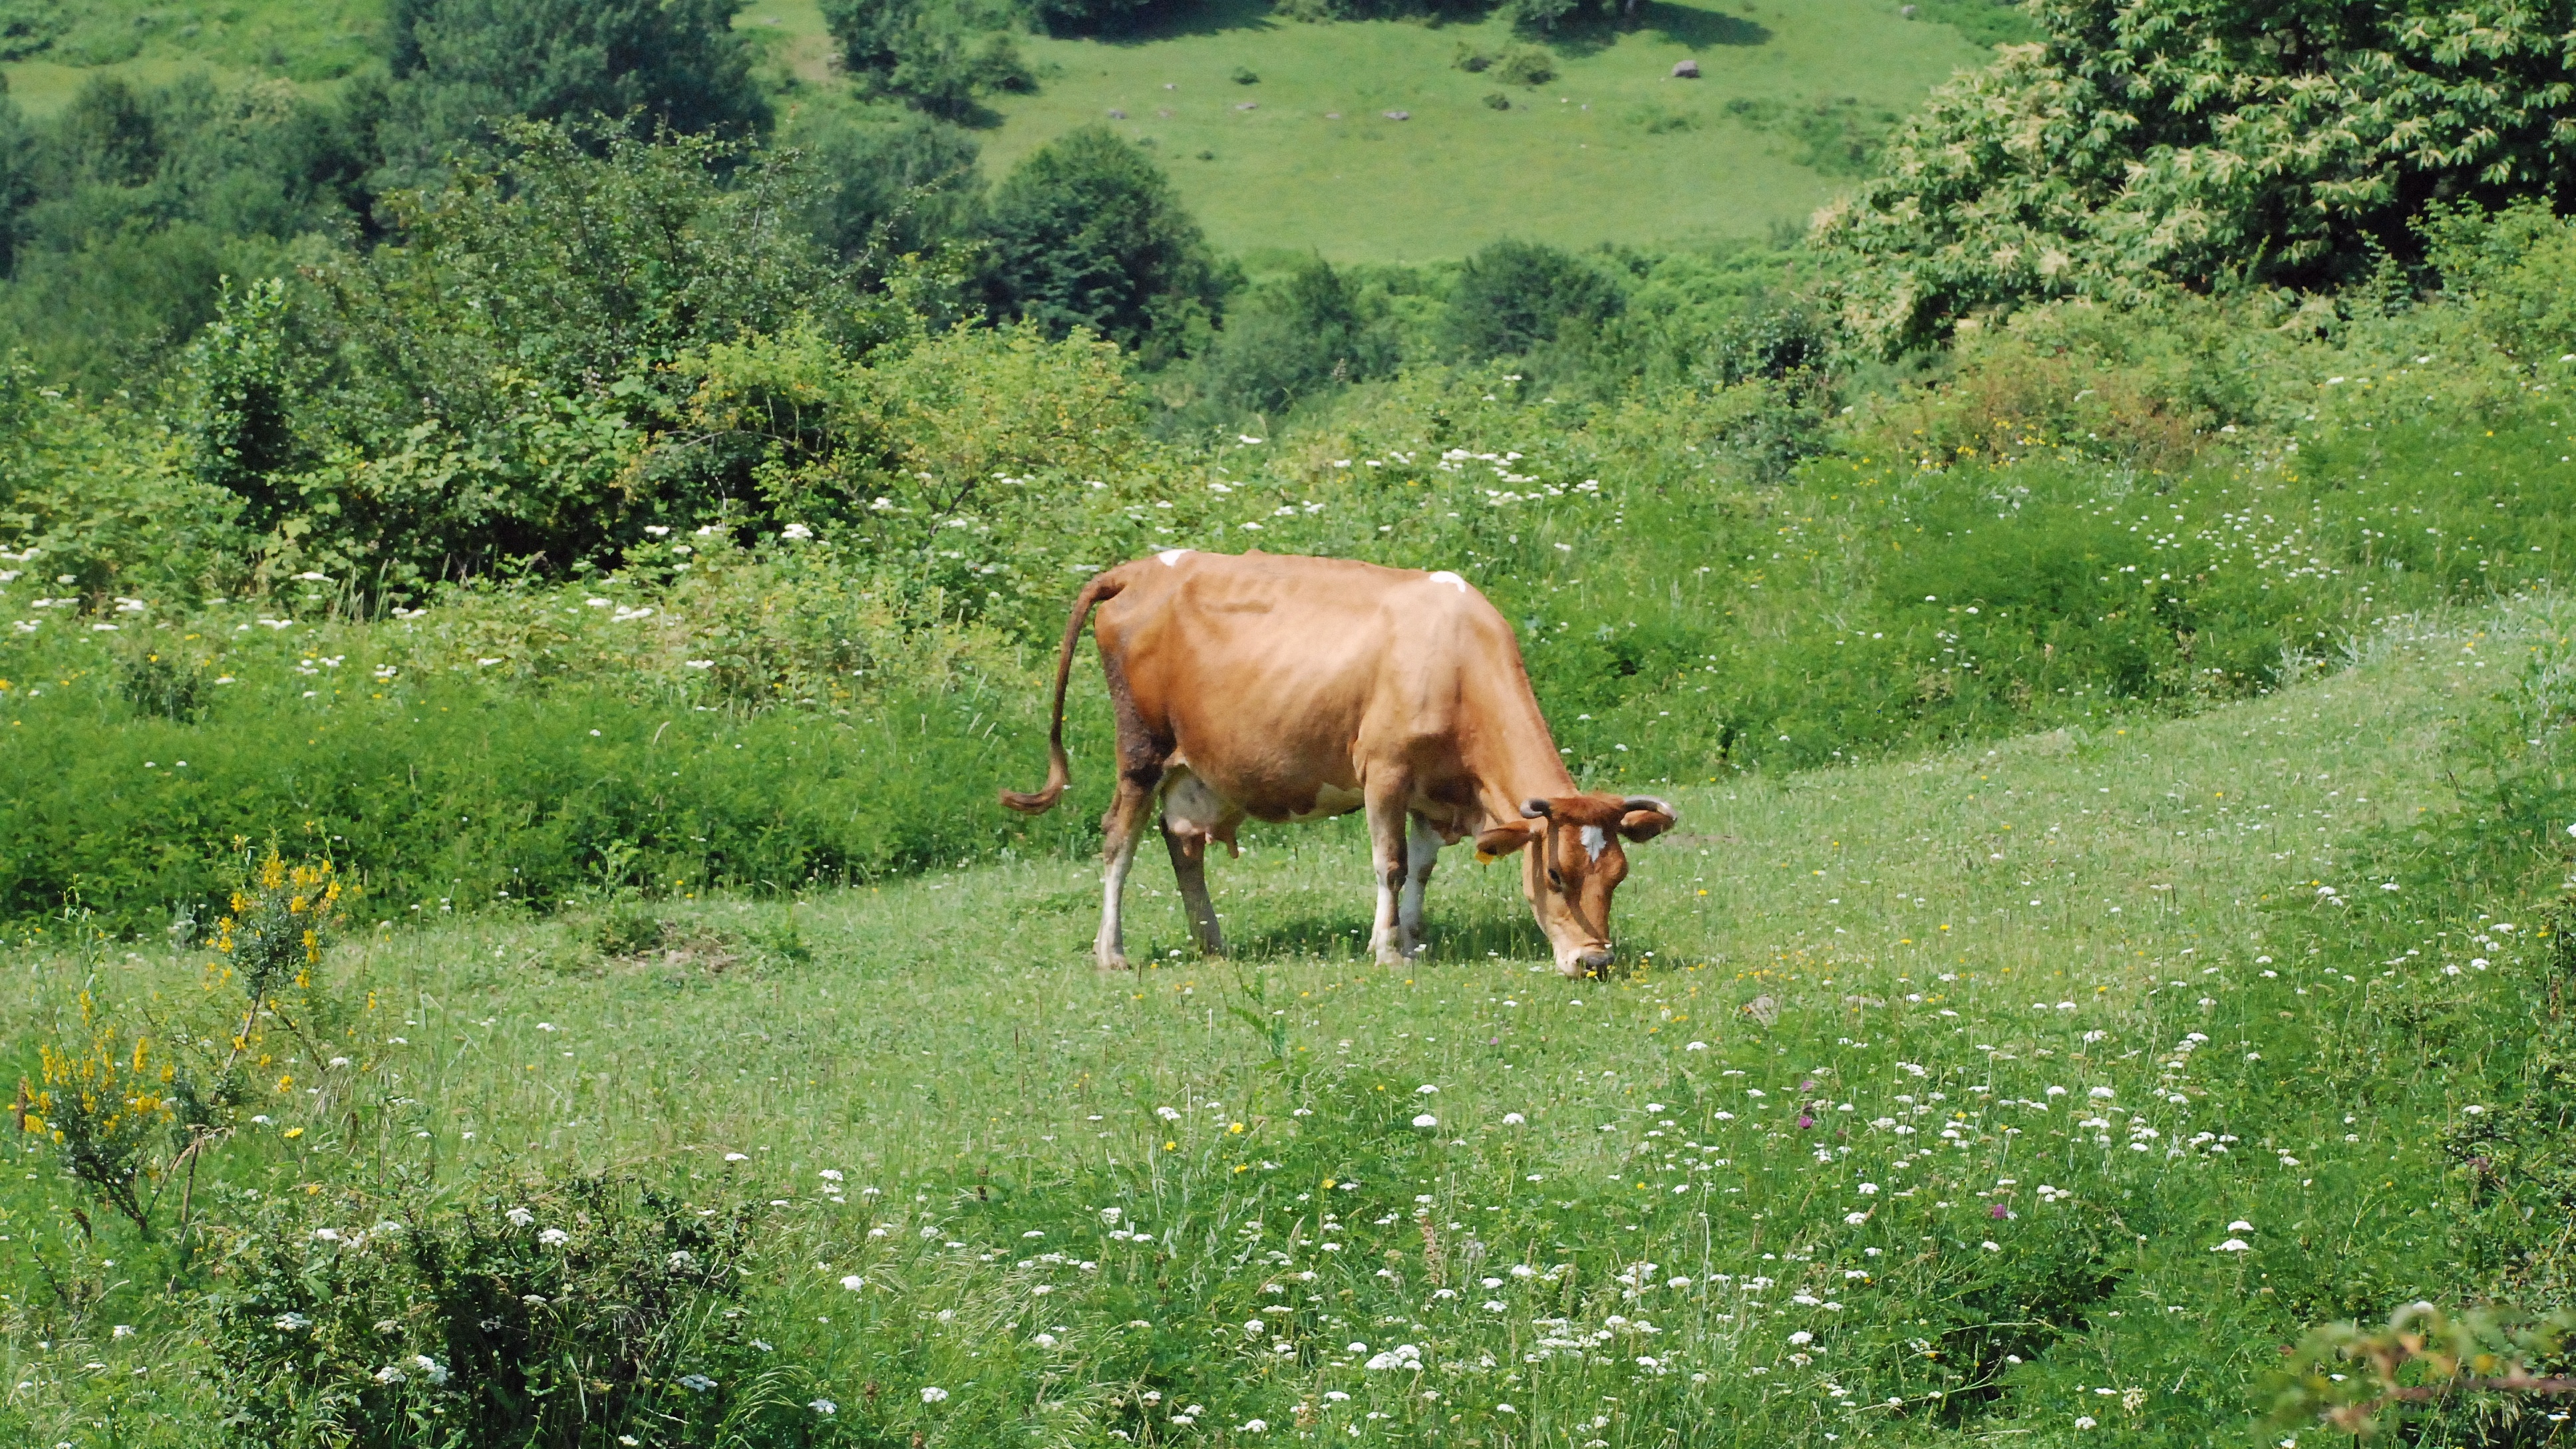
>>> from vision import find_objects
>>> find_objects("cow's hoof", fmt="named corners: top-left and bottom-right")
top-left (1096, 955), bottom-right (1133, 971)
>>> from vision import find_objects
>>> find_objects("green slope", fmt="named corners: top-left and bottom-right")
top-left (6, 595), bottom-right (2562, 1444)
top-left (959, 0), bottom-right (1993, 260)
top-left (5, 0), bottom-right (1999, 261)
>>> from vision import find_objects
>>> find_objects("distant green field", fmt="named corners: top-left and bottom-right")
top-left (6, 0), bottom-right (1997, 263)
top-left (965, 0), bottom-right (1993, 260)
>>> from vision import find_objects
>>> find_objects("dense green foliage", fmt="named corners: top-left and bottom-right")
top-left (5, 3), bottom-right (2576, 1443)
top-left (369, 0), bottom-right (772, 178)
top-left (979, 124), bottom-right (1229, 365)
top-left (1817, 0), bottom-right (2576, 349)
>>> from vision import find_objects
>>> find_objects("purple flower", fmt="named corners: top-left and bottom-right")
top-left (1797, 1114), bottom-right (1815, 1130)
top-left (1989, 1203), bottom-right (2010, 1219)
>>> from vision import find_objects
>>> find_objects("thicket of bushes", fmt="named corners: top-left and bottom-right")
top-left (9, 190), bottom-right (2576, 931)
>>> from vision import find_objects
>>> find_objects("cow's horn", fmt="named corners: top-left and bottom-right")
top-left (1520, 798), bottom-right (1553, 819)
top-left (1623, 795), bottom-right (1676, 818)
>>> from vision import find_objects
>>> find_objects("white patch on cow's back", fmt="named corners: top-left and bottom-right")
top-left (1580, 825), bottom-right (1608, 861)
top-left (1427, 569), bottom-right (1470, 593)
top-left (1158, 548), bottom-right (1194, 567)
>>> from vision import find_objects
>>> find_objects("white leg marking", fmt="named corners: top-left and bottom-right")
top-left (1398, 814), bottom-right (1442, 956)
top-left (1098, 829), bottom-right (1143, 965)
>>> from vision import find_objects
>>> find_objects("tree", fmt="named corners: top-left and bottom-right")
top-left (1442, 239), bottom-right (1623, 359)
top-left (1196, 257), bottom-right (1396, 416)
top-left (1815, 0), bottom-right (2576, 351)
top-left (819, 0), bottom-right (1033, 120)
top-left (368, 0), bottom-right (771, 182)
top-left (979, 125), bottom-right (1227, 364)
top-left (228, 126), bottom-right (858, 585)
top-left (788, 108), bottom-right (987, 265)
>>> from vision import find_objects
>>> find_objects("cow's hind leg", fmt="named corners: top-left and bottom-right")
top-left (1396, 813), bottom-right (1442, 959)
top-left (1365, 780), bottom-right (1413, 967)
top-left (1096, 772), bottom-right (1158, 969)
top-left (1094, 658), bottom-right (1168, 971)
top-left (1162, 818), bottom-right (1225, 955)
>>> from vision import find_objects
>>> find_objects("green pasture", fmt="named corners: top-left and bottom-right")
top-left (4, 592), bottom-right (2561, 1445)
top-left (973, 0), bottom-right (1992, 261)
top-left (3, 0), bottom-right (1998, 261)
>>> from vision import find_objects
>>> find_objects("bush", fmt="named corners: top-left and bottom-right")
top-left (371, 0), bottom-right (771, 182)
top-left (1816, 0), bottom-right (2576, 349)
top-left (786, 106), bottom-right (987, 266)
top-left (1494, 44), bottom-right (1555, 86)
top-left (980, 125), bottom-right (1231, 366)
top-left (226, 124), bottom-right (860, 589)
top-left (0, 663), bottom-right (1096, 935)
top-left (820, 0), bottom-right (1037, 121)
top-left (1443, 239), bottom-right (1623, 359)
top-left (200, 1168), bottom-right (828, 1448)
top-left (1193, 257), bottom-right (1398, 418)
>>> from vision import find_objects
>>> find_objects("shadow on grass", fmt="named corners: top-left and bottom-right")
top-left (1539, 1), bottom-right (1770, 57)
top-left (1641, 1), bottom-right (1770, 47)
top-left (1216, 901), bottom-right (1674, 977)
top-left (1066, 0), bottom-right (1285, 46)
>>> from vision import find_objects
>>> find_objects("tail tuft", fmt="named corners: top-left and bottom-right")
top-left (998, 783), bottom-right (1066, 816)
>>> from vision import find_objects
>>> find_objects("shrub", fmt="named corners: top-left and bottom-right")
top-left (1494, 44), bottom-right (1554, 86)
top-left (1815, 0), bottom-right (2576, 349)
top-left (1443, 239), bottom-right (1623, 359)
top-left (371, 0), bottom-right (771, 181)
top-left (980, 125), bottom-right (1232, 365)
top-left (15, 993), bottom-right (177, 1234)
top-left (1193, 257), bottom-right (1398, 418)
top-left (232, 124), bottom-right (860, 589)
top-left (786, 107), bottom-right (987, 267)
top-left (199, 1168), bottom-right (826, 1448)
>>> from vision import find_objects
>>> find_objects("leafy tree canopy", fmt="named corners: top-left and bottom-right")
top-left (1816, 0), bottom-right (2576, 350)
top-left (979, 124), bottom-right (1228, 365)
top-left (1442, 238), bottom-right (1623, 358)
top-left (367, 0), bottom-right (771, 180)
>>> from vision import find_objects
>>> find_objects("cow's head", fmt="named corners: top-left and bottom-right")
top-left (1475, 794), bottom-right (1677, 976)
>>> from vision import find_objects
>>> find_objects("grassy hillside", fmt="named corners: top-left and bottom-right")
top-left (5, 593), bottom-right (2565, 1445)
top-left (1, 0), bottom-right (2001, 260)
top-left (962, 0), bottom-right (1993, 261)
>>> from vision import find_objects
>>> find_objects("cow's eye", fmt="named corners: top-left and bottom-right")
top-left (1547, 868), bottom-right (1565, 890)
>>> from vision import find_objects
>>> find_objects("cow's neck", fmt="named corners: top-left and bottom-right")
top-left (1468, 713), bottom-right (1581, 829)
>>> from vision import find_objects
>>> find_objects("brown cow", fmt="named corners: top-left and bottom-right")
top-left (1000, 550), bottom-right (1676, 973)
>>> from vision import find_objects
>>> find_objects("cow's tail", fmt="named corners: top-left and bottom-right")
top-left (1000, 569), bottom-right (1124, 815)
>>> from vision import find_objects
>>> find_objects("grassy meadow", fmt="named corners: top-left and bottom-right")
top-left (962, 0), bottom-right (1991, 261)
top-left (5, 587), bottom-right (2568, 1446)
top-left (1, 0), bottom-right (1999, 259)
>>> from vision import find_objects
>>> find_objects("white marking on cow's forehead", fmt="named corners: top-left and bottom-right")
top-left (1427, 570), bottom-right (1469, 593)
top-left (1157, 548), bottom-right (1194, 567)
top-left (1580, 825), bottom-right (1607, 861)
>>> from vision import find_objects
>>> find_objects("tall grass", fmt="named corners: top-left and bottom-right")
top-left (7, 593), bottom-right (2571, 1446)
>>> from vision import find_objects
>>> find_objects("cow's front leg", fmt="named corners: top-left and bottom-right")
top-left (1162, 818), bottom-right (1225, 955)
top-left (1096, 770), bottom-right (1160, 969)
top-left (1365, 783), bottom-right (1412, 966)
top-left (1396, 813), bottom-right (1442, 959)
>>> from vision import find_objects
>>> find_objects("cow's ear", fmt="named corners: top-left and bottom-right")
top-left (1617, 796), bottom-right (1677, 843)
top-left (1474, 821), bottom-right (1535, 861)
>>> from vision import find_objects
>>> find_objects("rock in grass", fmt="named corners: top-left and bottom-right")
top-left (1382, 109), bottom-right (1410, 120)
top-left (1672, 59), bottom-right (1699, 78)
top-left (1107, 108), bottom-right (1126, 118)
